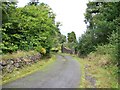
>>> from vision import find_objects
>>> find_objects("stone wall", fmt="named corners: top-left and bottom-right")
top-left (1, 53), bottom-right (41, 77)
top-left (61, 45), bottom-right (74, 54)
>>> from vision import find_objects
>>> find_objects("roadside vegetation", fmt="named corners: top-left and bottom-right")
top-left (61, 51), bottom-right (118, 88)
top-left (1, 0), bottom-right (65, 85)
top-left (73, 2), bottom-right (119, 88)
top-left (63, 2), bottom-right (119, 88)
top-left (2, 50), bottom-right (38, 60)
top-left (73, 52), bottom-right (118, 88)
top-left (1, 0), bottom-right (66, 54)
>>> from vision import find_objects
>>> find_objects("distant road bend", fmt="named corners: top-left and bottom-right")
top-left (3, 55), bottom-right (81, 88)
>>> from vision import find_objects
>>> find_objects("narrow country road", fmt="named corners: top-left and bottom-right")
top-left (3, 55), bottom-right (81, 88)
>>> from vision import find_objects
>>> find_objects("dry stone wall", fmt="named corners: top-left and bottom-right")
top-left (1, 53), bottom-right (41, 77)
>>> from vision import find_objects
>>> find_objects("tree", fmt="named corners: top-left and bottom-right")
top-left (1, 1), bottom-right (17, 24)
top-left (67, 31), bottom-right (77, 49)
top-left (67, 31), bottom-right (77, 43)
top-left (84, 2), bottom-right (120, 45)
top-left (77, 2), bottom-right (120, 56)
top-left (78, 30), bottom-right (95, 56)
top-left (60, 34), bottom-right (66, 44)
top-left (28, 0), bottom-right (39, 6)
top-left (1, 2), bottom-right (61, 54)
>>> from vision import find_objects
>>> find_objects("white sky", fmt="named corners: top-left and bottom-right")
top-left (17, 0), bottom-right (88, 39)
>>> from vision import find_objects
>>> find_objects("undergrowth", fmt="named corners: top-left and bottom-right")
top-left (2, 50), bottom-right (38, 61)
top-left (73, 52), bottom-right (118, 88)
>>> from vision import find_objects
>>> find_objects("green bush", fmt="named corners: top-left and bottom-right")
top-left (40, 48), bottom-right (46, 55)
top-left (35, 46), bottom-right (46, 55)
top-left (35, 46), bottom-right (42, 53)
top-left (2, 3), bottom-right (61, 54)
top-left (95, 44), bottom-right (115, 55)
top-left (95, 31), bottom-right (119, 64)
top-left (108, 31), bottom-right (119, 63)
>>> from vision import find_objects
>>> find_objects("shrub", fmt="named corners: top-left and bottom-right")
top-left (40, 48), bottom-right (46, 55)
top-left (35, 46), bottom-right (42, 53)
top-left (95, 31), bottom-right (118, 64)
top-left (108, 31), bottom-right (119, 64)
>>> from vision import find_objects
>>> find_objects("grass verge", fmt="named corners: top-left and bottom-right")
top-left (2, 50), bottom-right (38, 61)
top-left (72, 55), bottom-right (88, 88)
top-left (72, 54), bottom-right (118, 88)
top-left (1, 53), bottom-right (56, 85)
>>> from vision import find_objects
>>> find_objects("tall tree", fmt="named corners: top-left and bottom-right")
top-left (78, 2), bottom-right (120, 55)
top-left (67, 31), bottom-right (77, 49)
top-left (84, 2), bottom-right (120, 45)
top-left (67, 31), bottom-right (77, 43)
top-left (1, 1), bottom-right (17, 24)
top-left (1, 2), bottom-right (61, 54)
top-left (28, 0), bottom-right (39, 6)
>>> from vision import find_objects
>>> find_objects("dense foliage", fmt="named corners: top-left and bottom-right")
top-left (77, 2), bottom-right (119, 86)
top-left (67, 31), bottom-right (77, 43)
top-left (78, 2), bottom-right (120, 62)
top-left (64, 31), bottom-right (77, 50)
top-left (1, 1), bottom-right (64, 54)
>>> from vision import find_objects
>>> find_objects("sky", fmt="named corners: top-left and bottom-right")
top-left (17, 0), bottom-right (88, 39)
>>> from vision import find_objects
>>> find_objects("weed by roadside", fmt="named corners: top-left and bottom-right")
top-left (73, 53), bottom-right (118, 88)
top-left (2, 50), bottom-right (38, 61)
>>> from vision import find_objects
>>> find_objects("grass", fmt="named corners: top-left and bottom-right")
top-left (2, 50), bottom-right (38, 61)
top-left (72, 53), bottom-right (118, 88)
top-left (72, 55), bottom-right (88, 88)
top-left (1, 53), bottom-right (56, 85)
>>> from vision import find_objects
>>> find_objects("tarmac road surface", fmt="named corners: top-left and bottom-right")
top-left (3, 54), bottom-right (81, 88)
